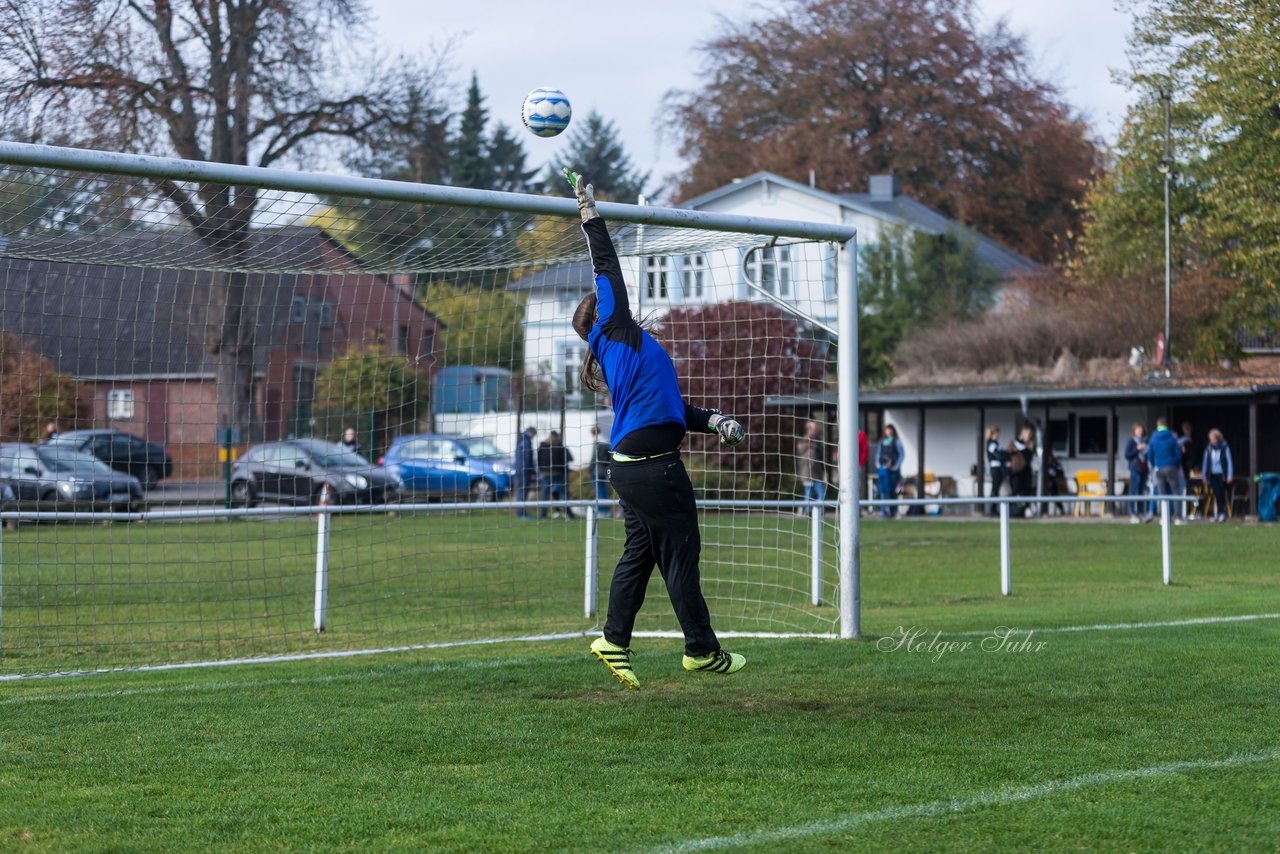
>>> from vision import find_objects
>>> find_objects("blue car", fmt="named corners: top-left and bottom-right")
top-left (382, 434), bottom-right (514, 502)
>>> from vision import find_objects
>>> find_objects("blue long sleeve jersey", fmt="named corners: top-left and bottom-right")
top-left (582, 217), bottom-right (717, 453)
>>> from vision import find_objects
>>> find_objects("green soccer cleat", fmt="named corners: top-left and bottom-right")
top-left (590, 636), bottom-right (639, 690)
top-left (682, 649), bottom-right (746, 675)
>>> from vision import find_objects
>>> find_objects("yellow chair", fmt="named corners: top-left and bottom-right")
top-left (1073, 470), bottom-right (1106, 517)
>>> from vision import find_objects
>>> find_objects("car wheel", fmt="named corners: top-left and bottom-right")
top-left (141, 465), bottom-right (160, 490)
top-left (317, 483), bottom-right (338, 506)
top-left (231, 480), bottom-right (257, 508)
top-left (469, 479), bottom-right (495, 503)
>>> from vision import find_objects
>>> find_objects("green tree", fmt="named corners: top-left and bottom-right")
top-left (419, 283), bottom-right (525, 369)
top-left (488, 123), bottom-right (538, 195)
top-left (1072, 0), bottom-right (1279, 361)
top-left (542, 111), bottom-right (650, 202)
top-left (450, 74), bottom-right (491, 190)
top-left (860, 225), bottom-right (998, 383)
top-left (313, 346), bottom-right (423, 444)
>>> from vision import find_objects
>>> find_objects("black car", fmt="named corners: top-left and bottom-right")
top-left (0, 443), bottom-right (144, 511)
top-left (230, 439), bottom-right (399, 507)
top-left (48, 429), bottom-right (174, 490)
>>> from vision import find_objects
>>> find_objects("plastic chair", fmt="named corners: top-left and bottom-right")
top-left (1073, 470), bottom-right (1105, 517)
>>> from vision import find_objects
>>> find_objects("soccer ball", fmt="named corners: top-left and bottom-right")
top-left (521, 88), bottom-right (572, 138)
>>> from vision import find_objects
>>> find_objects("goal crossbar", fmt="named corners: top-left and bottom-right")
top-left (0, 141), bottom-right (858, 244)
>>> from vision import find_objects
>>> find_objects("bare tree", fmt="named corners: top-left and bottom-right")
top-left (0, 0), bottom-right (446, 435)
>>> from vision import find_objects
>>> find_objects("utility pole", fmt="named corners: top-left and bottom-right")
top-left (1157, 88), bottom-right (1174, 376)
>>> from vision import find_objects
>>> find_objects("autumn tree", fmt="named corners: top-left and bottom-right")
top-left (1072, 0), bottom-right (1279, 361)
top-left (660, 302), bottom-right (828, 476)
top-left (0, 0), bottom-right (445, 436)
top-left (0, 332), bottom-right (87, 442)
top-left (665, 0), bottom-right (1100, 261)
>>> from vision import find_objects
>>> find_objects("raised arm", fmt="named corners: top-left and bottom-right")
top-left (582, 218), bottom-right (629, 325)
top-left (565, 168), bottom-right (629, 326)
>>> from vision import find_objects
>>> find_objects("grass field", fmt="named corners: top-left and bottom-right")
top-left (2, 519), bottom-right (1278, 850)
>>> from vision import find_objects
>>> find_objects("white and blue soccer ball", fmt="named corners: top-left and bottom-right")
top-left (521, 88), bottom-right (572, 138)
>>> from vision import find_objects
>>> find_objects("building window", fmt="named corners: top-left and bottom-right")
top-left (681, 254), bottom-right (706, 299)
top-left (291, 293), bottom-right (335, 328)
top-left (1077, 415), bottom-right (1109, 456)
top-left (1049, 418), bottom-right (1071, 456)
top-left (646, 256), bottom-right (671, 301)
top-left (745, 245), bottom-right (791, 297)
top-left (107, 389), bottom-right (135, 419)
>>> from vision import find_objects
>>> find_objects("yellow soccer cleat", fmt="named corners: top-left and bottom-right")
top-left (590, 636), bottom-right (639, 690)
top-left (682, 649), bottom-right (746, 675)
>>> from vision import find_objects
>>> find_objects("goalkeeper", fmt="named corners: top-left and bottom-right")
top-left (565, 168), bottom-right (747, 690)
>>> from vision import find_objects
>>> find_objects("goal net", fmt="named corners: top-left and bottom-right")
top-left (0, 145), bottom-right (854, 678)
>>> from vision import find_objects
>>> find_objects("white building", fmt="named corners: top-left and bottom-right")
top-left (511, 172), bottom-right (1038, 395)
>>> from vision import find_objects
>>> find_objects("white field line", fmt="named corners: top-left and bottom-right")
top-left (950, 612), bottom-right (1280, 636)
top-left (646, 748), bottom-right (1280, 853)
top-left (0, 654), bottom-right (583, 706)
top-left (0, 631), bottom-right (594, 683)
top-left (3, 612), bottom-right (1276, 685)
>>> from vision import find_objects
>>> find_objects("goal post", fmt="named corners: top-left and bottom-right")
top-left (0, 140), bottom-right (859, 678)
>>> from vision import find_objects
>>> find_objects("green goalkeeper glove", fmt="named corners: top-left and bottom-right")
top-left (562, 167), bottom-right (598, 223)
top-left (709, 413), bottom-right (746, 446)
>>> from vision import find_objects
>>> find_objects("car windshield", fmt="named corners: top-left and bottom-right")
top-left (38, 448), bottom-right (115, 475)
top-left (457, 437), bottom-right (505, 458)
top-left (299, 443), bottom-right (370, 468)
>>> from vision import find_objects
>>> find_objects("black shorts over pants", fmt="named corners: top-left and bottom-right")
top-left (603, 453), bottom-right (719, 657)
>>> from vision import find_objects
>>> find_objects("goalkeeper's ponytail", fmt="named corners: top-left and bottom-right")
top-left (572, 293), bottom-right (608, 393)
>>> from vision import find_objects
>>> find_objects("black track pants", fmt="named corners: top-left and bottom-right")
top-left (603, 454), bottom-right (719, 657)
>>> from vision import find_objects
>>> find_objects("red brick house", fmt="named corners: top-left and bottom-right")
top-left (0, 227), bottom-right (440, 477)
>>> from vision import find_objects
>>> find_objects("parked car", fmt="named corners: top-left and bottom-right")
top-left (47, 429), bottom-right (174, 489)
top-left (229, 439), bottom-right (399, 507)
top-left (0, 443), bottom-right (144, 511)
top-left (381, 434), bottom-right (514, 502)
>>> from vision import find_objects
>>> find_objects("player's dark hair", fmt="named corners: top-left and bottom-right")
top-left (572, 294), bottom-right (608, 394)
top-left (571, 291), bottom-right (664, 395)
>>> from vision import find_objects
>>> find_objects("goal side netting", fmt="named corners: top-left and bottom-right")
top-left (0, 144), bottom-right (856, 678)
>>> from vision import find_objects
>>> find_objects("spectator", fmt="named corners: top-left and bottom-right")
top-left (795, 420), bottom-right (828, 511)
top-left (338, 427), bottom-right (360, 454)
top-left (1145, 416), bottom-right (1184, 522)
top-left (875, 424), bottom-right (904, 519)
top-left (43, 421), bottom-right (59, 442)
top-left (589, 425), bottom-right (616, 516)
top-left (513, 426), bottom-right (538, 520)
top-left (1201, 428), bottom-right (1234, 522)
top-left (1008, 425), bottom-right (1036, 517)
top-left (537, 430), bottom-right (574, 519)
top-left (985, 425), bottom-right (1010, 517)
top-left (1124, 423), bottom-right (1151, 522)
top-left (1178, 421), bottom-right (1197, 520)
top-left (858, 429), bottom-right (868, 471)
top-left (1043, 448), bottom-right (1068, 516)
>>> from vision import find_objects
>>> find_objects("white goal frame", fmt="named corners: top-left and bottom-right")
top-left (0, 140), bottom-right (862, 675)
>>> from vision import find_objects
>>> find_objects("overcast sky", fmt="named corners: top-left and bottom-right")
top-left (364, 0), bottom-right (1135, 194)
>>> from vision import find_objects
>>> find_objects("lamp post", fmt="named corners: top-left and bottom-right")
top-left (1157, 88), bottom-right (1174, 376)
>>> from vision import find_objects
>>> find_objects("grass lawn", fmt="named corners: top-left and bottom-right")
top-left (1, 518), bottom-right (1278, 850)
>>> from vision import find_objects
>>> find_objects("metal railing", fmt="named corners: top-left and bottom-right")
top-left (1, 493), bottom-right (1197, 653)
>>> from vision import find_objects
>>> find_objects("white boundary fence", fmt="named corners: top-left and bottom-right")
top-left (0, 493), bottom-right (1196, 654)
